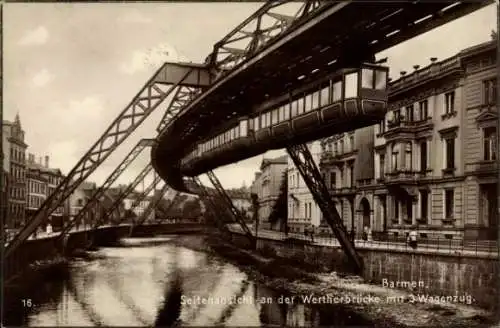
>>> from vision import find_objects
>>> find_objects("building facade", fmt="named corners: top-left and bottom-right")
top-left (320, 126), bottom-right (375, 235)
top-left (26, 154), bottom-right (67, 230)
top-left (2, 114), bottom-right (28, 229)
top-left (251, 155), bottom-right (288, 229)
top-left (287, 141), bottom-right (323, 233)
top-left (319, 39), bottom-right (497, 241)
top-left (227, 187), bottom-right (253, 219)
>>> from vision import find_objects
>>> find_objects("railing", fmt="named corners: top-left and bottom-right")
top-left (386, 118), bottom-right (433, 131)
top-left (389, 56), bottom-right (462, 93)
top-left (226, 224), bottom-right (499, 258)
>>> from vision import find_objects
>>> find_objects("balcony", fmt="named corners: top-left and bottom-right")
top-left (329, 187), bottom-right (356, 196)
top-left (383, 169), bottom-right (430, 185)
top-left (320, 149), bottom-right (357, 165)
top-left (381, 118), bottom-right (433, 139)
top-left (466, 160), bottom-right (498, 176)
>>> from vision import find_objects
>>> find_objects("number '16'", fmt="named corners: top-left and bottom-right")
top-left (22, 299), bottom-right (32, 307)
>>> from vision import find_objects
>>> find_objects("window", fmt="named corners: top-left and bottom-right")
top-left (304, 94), bottom-right (313, 112)
top-left (419, 140), bottom-right (428, 171)
top-left (483, 78), bottom-right (497, 105)
top-left (391, 145), bottom-right (399, 171)
top-left (361, 68), bottom-right (374, 89)
top-left (405, 105), bottom-right (414, 122)
top-left (394, 198), bottom-right (399, 220)
top-left (444, 189), bottom-right (454, 219)
top-left (339, 168), bottom-right (344, 187)
top-left (334, 142), bottom-right (338, 155)
top-left (444, 91), bottom-right (455, 114)
top-left (344, 73), bottom-right (358, 98)
top-left (349, 165), bottom-right (354, 187)
top-left (311, 91), bottom-right (320, 109)
top-left (444, 137), bottom-right (455, 169)
top-left (361, 68), bottom-right (387, 90)
top-left (379, 120), bottom-right (385, 134)
top-left (420, 190), bottom-right (428, 222)
top-left (297, 97), bottom-right (304, 115)
top-left (349, 135), bottom-right (355, 152)
top-left (296, 172), bottom-right (299, 188)
top-left (332, 81), bottom-right (342, 102)
top-left (393, 109), bottom-right (401, 122)
top-left (379, 154), bottom-right (385, 178)
top-left (405, 142), bottom-right (412, 170)
top-left (278, 106), bottom-right (284, 122)
top-left (419, 100), bottom-right (428, 120)
top-left (320, 85), bottom-right (330, 107)
top-left (271, 109), bottom-right (278, 125)
top-left (330, 172), bottom-right (336, 188)
top-left (283, 104), bottom-right (290, 120)
top-left (484, 127), bottom-right (496, 160)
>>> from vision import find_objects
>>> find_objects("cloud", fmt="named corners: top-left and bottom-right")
top-left (118, 10), bottom-right (152, 24)
top-left (120, 43), bottom-right (188, 75)
top-left (46, 140), bottom-right (79, 174)
top-left (18, 26), bottom-right (49, 46)
top-left (31, 69), bottom-right (54, 87)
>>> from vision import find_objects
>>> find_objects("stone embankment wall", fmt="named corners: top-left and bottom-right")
top-left (229, 232), bottom-right (499, 310)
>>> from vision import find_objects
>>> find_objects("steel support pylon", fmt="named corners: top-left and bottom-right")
top-left (206, 171), bottom-right (254, 243)
top-left (155, 191), bottom-right (180, 222)
top-left (132, 183), bottom-right (171, 229)
top-left (286, 143), bottom-right (363, 273)
top-left (192, 177), bottom-right (230, 234)
top-left (5, 62), bottom-right (208, 258)
top-left (92, 164), bottom-right (153, 230)
top-left (118, 174), bottom-right (163, 225)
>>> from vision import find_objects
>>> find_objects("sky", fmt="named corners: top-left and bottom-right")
top-left (3, 2), bottom-right (498, 191)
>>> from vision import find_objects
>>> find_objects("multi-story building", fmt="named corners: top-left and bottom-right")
top-left (2, 114), bottom-right (28, 228)
top-left (227, 187), bottom-right (253, 219)
top-left (287, 141), bottom-right (323, 233)
top-left (124, 191), bottom-right (150, 218)
top-left (319, 39), bottom-right (497, 241)
top-left (26, 154), bottom-right (67, 230)
top-left (250, 155), bottom-right (288, 229)
top-left (320, 127), bottom-right (375, 235)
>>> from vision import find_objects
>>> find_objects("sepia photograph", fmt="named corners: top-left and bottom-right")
top-left (1, 1), bottom-right (499, 327)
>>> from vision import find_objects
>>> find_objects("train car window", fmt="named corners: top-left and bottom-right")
top-left (344, 73), bottom-right (358, 98)
top-left (361, 68), bottom-right (374, 89)
top-left (298, 97), bottom-right (305, 114)
top-left (272, 109), bottom-right (278, 125)
top-left (235, 126), bottom-right (240, 138)
top-left (254, 117), bottom-right (259, 131)
top-left (267, 112), bottom-right (272, 127)
top-left (375, 69), bottom-right (387, 90)
top-left (284, 103), bottom-right (290, 120)
top-left (320, 85), bottom-right (330, 107)
top-left (291, 100), bottom-right (298, 117)
top-left (312, 91), bottom-right (320, 109)
top-left (230, 128), bottom-right (234, 140)
top-left (278, 106), bottom-right (284, 122)
top-left (332, 81), bottom-right (342, 102)
top-left (304, 94), bottom-right (313, 112)
top-left (240, 119), bottom-right (248, 137)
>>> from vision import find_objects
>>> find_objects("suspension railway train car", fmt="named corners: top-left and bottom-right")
top-left (180, 63), bottom-right (389, 176)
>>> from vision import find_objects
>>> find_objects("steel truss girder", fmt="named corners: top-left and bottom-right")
top-left (5, 62), bottom-right (200, 258)
top-left (156, 85), bottom-right (203, 134)
top-left (208, 0), bottom-right (328, 73)
top-left (56, 139), bottom-right (155, 239)
top-left (192, 177), bottom-right (229, 233)
top-left (93, 164), bottom-right (153, 229)
top-left (156, 191), bottom-right (180, 220)
top-left (133, 183), bottom-right (171, 227)
top-left (206, 170), bottom-right (254, 241)
top-left (124, 174), bottom-right (163, 221)
top-left (286, 143), bottom-right (363, 273)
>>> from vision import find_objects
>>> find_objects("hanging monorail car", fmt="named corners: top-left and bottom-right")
top-left (180, 63), bottom-right (389, 176)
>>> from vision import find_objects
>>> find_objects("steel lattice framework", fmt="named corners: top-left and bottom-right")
top-left (192, 177), bottom-right (230, 233)
top-left (132, 183), bottom-right (172, 227)
top-left (56, 139), bottom-right (155, 238)
top-left (207, 0), bottom-right (327, 73)
top-left (92, 164), bottom-right (153, 229)
top-left (5, 62), bottom-right (210, 258)
top-left (157, 86), bottom-right (203, 134)
top-left (206, 171), bottom-right (254, 241)
top-left (155, 191), bottom-right (180, 221)
top-left (286, 143), bottom-right (363, 272)
top-left (124, 174), bottom-right (163, 222)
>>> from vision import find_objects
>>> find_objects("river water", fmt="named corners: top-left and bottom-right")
top-left (4, 235), bottom-right (375, 327)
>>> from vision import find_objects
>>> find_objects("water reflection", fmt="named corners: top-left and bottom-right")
top-left (4, 236), bottom-right (374, 327)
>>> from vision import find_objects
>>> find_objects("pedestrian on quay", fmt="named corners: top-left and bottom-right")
top-left (407, 227), bottom-right (418, 249)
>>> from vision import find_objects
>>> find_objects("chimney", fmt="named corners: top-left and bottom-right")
top-left (430, 57), bottom-right (438, 63)
top-left (45, 155), bottom-right (49, 168)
